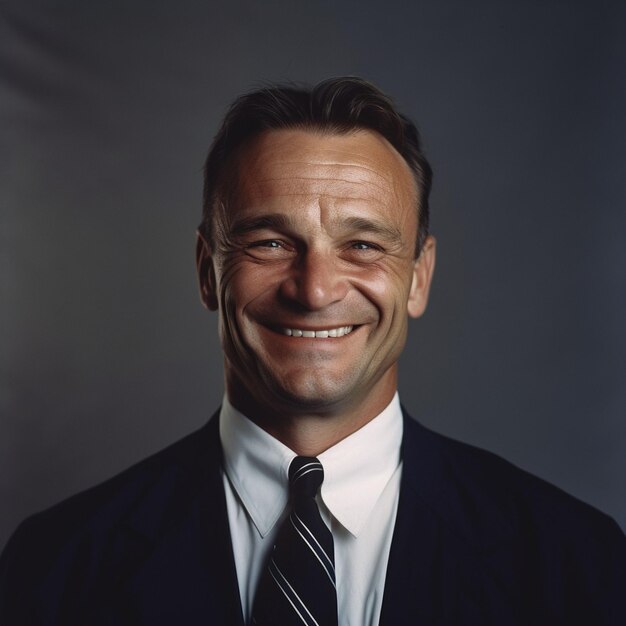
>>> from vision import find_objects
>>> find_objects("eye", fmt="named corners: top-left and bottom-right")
top-left (344, 240), bottom-right (384, 262)
top-left (250, 240), bottom-right (283, 249)
top-left (350, 241), bottom-right (384, 252)
top-left (245, 238), bottom-right (294, 260)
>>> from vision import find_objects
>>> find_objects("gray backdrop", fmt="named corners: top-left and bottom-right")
top-left (2, 0), bottom-right (625, 551)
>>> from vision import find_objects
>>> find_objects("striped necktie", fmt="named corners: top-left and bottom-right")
top-left (251, 456), bottom-right (338, 626)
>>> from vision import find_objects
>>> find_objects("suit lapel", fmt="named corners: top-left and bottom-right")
top-left (112, 415), bottom-right (245, 626)
top-left (379, 412), bottom-right (450, 625)
top-left (379, 412), bottom-right (519, 626)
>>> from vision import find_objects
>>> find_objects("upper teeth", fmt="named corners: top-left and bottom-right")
top-left (282, 325), bottom-right (354, 338)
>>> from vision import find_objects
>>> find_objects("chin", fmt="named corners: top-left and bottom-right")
top-left (260, 367), bottom-right (361, 412)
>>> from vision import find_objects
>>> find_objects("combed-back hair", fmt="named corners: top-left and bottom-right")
top-left (200, 76), bottom-right (432, 257)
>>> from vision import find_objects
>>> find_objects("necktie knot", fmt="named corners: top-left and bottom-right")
top-left (288, 456), bottom-right (324, 498)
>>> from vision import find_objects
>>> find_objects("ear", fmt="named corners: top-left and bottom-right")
top-left (407, 235), bottom-right (436, 318)
top-left (195, 231), bottom-right (218, 311)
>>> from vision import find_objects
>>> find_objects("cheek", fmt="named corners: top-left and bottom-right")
top-left (218, 261), bottom-right (283, 343)
top-left (350, 264), bottom-right (412, 315)
top-left (220, 260), bottom-right (272, 307)
top-left (216, 263), bottom-right (252, 346)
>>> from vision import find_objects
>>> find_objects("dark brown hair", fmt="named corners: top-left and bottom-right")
top-left (200, 76), bottom-right (432, 256)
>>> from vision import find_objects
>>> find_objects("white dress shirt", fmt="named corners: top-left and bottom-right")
top-left (219, 393), bottom-right (404, 626)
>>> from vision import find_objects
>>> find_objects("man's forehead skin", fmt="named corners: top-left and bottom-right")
top-left (226, 128), bottom-right (418, 246)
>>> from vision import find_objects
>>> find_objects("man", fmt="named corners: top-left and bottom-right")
top-left (1, 77), bottom-right (624, 625)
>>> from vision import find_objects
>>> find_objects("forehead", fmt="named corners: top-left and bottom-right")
top-left (230, 128), bottom-right (417, 215)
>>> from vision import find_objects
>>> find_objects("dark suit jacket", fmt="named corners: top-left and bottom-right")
top-left (1, 410), bottom-right (625, 625)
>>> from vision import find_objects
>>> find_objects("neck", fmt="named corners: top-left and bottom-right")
top-left (226, 373), bottom-right (397, 456)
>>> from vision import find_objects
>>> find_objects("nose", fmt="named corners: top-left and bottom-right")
top-left (280, 247), bottom-right (349, 310)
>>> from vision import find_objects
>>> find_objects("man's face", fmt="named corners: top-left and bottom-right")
top-left (197, 129), bottom-right (435, 419)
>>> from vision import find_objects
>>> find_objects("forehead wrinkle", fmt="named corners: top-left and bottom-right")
top-left (262, 159), bottom-right (395, 184)
top-left (237, 178), bottom-right (408, 227)
top-left (236, 130), bottom-right (416, 206)
top-left (237, 189), bottom-right (397, 218)
top-left (251, 176), bottom-right (391, 197)
top-left (255, 159), bottom-right (396, 187)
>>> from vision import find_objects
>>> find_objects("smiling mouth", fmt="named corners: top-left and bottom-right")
top-left (280, 325), bottom-right (354, 338)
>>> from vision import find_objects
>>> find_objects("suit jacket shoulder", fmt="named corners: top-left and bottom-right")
top-left (0, 414), bottom-right (244, 626)
top-left (381, 413), bottom-right (626, 625)
top-left (408, 414), bottom-right (620, 539)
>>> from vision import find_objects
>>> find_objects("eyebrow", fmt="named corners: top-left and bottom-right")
top-left (229, 213), bottom-right (405, 245)
top-left (339, 216), bottom-right (404, 244)
top-left (229, 214), bottom-right (293, 236)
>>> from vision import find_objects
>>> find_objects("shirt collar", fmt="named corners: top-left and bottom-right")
top-left (219, 393), bottom-right (403, 539)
